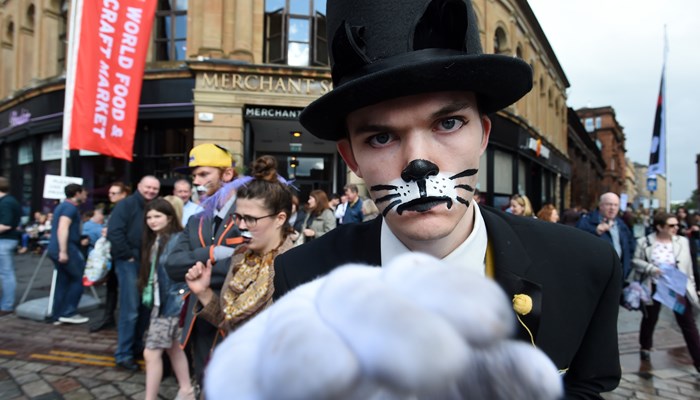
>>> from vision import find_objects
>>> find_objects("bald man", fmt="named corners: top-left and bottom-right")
top-left (577, 192), bottom-right (636, 280)
top-left (107, 176), bottom-right (161, 371)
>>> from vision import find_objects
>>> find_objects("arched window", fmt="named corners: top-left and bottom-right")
top-left (264, 0), bottom-right (328, 66)
top-left (493, 27), bottom-right (508, 54)
top-left (5, 20), bottom-right (14, 44)
top-left (26, 4), bottom-right (36, 29)
top-left (516, 44), bottom-right (523, 59)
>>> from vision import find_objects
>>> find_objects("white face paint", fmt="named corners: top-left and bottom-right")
top-left (342, 91), bottom-right (488, 249)
top-left (195, 185), bottom-right (208, 194)
top-left (372, 169), bottom-right (477, 217)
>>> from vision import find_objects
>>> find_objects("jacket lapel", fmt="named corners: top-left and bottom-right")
top-left (481, 207), bottom-right (543, 345)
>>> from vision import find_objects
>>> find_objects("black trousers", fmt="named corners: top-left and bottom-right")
top-left (640, 297), bottom-right (700, 367)
top-left (187, 317), bottom-right (219, 386)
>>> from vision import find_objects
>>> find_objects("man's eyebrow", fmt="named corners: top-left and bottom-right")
top-left (349, 100), bottom-right (475, 136)
top-left (429, 101), bottom-right (474, 120)
top-left (350, 123), bottom-right (391, 135)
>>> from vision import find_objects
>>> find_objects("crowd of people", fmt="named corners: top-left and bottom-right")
top-left (0, 149), bottom-right (386, 398)
top-left (1, 0), bottom-right (700, 398)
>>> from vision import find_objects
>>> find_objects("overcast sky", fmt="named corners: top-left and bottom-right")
top-left (528, 0), bottom-right (700, 202)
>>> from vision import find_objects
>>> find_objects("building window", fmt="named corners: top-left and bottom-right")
top-left (477, 152), bottom-right (488, 192)
top-left (493, 27), bottom-right (508, 54)
top-left (154, 0), bottom-right (188, 61)
top-left (595, 116), bottom-right (602, 129)
top-left (518, 158), bottom-right (527, 194)
top-left (584, 118), bottom-right (594, 133)
top-left (493, 149), bottom-right (513, 194)
top-left (264, 0), bottom-right (328, 67)
top-left (26, 4), bottom-right (36, 29)
top-left (58, 1), bottom-right (68, 72)
top-left (539, 76), bottom-right (544, 97)
top-left (5, 19), bottom-right (14, 43)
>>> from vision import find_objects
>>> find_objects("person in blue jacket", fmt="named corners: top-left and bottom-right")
top-left (577, 192), bottom-right (636, 280)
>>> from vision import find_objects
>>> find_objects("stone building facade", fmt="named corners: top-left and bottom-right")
top-left (0, 0), bottom-right (575, 214)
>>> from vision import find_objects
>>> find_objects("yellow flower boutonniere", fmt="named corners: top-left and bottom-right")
top-left (513, 294), bottom-right (533, 316)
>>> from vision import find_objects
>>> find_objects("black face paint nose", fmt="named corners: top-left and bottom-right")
top-left (401, 159), bottom-right (439, 182)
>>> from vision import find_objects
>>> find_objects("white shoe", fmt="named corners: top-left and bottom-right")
top-left (58, 314), bottom-right (89, 324)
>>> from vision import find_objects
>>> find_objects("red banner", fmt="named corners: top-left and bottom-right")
top-left (68, 0), bottom-right (157, 161)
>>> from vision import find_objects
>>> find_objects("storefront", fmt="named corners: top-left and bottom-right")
top-left (191, 63), bottom-right (344, 201)
top-left (478, 115), bottom-right (571, 213)
top-left (0, 75), bottom-right (195, 215)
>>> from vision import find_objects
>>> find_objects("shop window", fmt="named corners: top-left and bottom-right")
top-left (18, 142), bottom-right (33, 165)
top-left (477, 151), bottom-right (488, 193)
top-left (541, 172), bottom-right (547, 204)
top-left (493, 149), bottom-right (513, 194)
top-left (518, 158), bottom-right (526, 195)
top-left (264, 0), bottom-right (328, 67)
top-left (0, 146), bottom-right (10, 177)
top-left (137, 120), bottom-right (193, 180)
top-left (41, 134), bottom-right (63, 161)
top-left (154, 0), bottom-right (188, 61)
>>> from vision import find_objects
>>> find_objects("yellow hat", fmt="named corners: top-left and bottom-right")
top-left (175, 144), bottom-right (234, 173)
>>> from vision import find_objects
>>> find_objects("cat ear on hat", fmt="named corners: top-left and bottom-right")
top-left (412, 0), bottom-right (469, 51)
top-left (331, 22), bottom-right (372, 87)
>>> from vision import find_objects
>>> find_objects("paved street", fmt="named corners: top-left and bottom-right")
top-left (1, 252), bottom-right (700, 399)
top-left (0, 252), bottom-right (178, 399)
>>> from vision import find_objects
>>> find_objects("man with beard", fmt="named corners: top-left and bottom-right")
top-left (108, 176), bottom-right (160, 370)
top-left (166, 143), bottom-right (242, 386)
top-left (271, 0), bottom-right (622, 397)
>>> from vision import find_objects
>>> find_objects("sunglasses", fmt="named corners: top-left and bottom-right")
top-left (666, 224), bottom-right (679, 228)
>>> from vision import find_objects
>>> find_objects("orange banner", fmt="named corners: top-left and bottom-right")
top-left (68, 0), bottom-right (157, 161)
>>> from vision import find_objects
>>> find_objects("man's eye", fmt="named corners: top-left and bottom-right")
top-left (368, 133), bottom-right (392, 146)
top-left (437, 118), bottom-right (465, 132)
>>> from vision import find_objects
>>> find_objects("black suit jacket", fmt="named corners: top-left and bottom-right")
top-left (274, 206), bottom-right (622, 399)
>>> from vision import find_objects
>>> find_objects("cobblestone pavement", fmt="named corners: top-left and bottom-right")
top-left (1, 253), bottom-right (700, 399)
top-left (0, 253), bottom-right (179, 399)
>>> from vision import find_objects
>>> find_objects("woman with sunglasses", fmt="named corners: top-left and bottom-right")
top-left (632, 211), bottom-right (700, 372)
top-left (184, 155), bottom-right (295, 333)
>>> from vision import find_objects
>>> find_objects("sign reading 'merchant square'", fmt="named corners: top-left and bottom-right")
top-left (201, 72), bottom-right (332, 96)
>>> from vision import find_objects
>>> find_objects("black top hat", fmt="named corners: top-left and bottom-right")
top-left (299, 0), bottom-right (533, 141)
